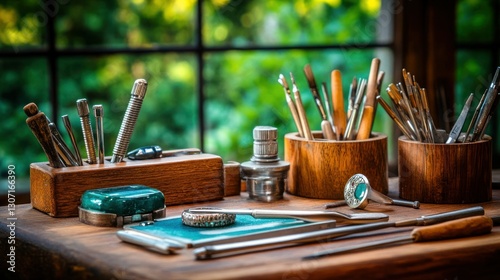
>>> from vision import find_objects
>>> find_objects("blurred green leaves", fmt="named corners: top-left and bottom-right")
top-left (2, 0), bottom-right (393, 179)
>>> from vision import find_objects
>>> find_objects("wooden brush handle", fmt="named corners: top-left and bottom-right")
top-left (356, 58), bottom-right (380, 140)
top-left (412, 215), bottom-right (493, 242)
top-left (24, 103), bottom-right (63, 168)
top-left (331, 70), bottom-right (346, 139)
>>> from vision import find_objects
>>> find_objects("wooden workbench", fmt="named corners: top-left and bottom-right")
top-left (1, 178), bottom-right (500, 280)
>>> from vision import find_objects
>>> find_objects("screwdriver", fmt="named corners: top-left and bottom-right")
top-left (303, 215), bottom-right (495, 259)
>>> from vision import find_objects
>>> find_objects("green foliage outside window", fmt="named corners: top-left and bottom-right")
top-left (1, 0), bottom-right (387, 180)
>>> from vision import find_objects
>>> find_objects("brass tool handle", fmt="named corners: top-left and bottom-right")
top-left (412, 215), bottom-right (493, 242)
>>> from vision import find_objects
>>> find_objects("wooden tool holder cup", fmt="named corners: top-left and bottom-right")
top-left (398, 136), bottom-right (492, 204)
top-left (30, 153), bottom-right (227, 217)
top-left (284, 131), bottom-right (388, 199)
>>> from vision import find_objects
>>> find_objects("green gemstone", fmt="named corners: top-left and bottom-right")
top-left (80, 185), bottom-right (165, 216)
top-left (354, 183), bottom-right (368, 200)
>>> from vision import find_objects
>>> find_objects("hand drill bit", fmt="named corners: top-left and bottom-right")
top-left (77, 98), bottom-right (97, 164)
top-left (93, 105), bottom-right (105, 164)
top-left (111, 79), bottom-right (148, 163)
top-left (62, 115), bottom-right (84, 166)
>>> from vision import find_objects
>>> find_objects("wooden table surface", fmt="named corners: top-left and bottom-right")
top-left (1, 178), bottom-right (500, 280)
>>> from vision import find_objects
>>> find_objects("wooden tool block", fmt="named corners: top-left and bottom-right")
top-left (30, 153), bottom-right (224, 217)
top-left (398, 136), bottom-right (492, 203)
top-left (284, 131), bottom-right (388, 199)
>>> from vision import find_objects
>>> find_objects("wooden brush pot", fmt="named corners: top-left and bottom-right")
top-left (398, 136), bottom-right (492, 204)
top-left (284, 132), bottom-right (388, 199)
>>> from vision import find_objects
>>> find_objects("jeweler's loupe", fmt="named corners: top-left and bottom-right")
top-left (325, 174), bottom-right (420, 209)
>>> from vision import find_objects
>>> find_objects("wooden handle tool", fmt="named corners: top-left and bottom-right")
top-left (304, 215), bottom-right (494, 259)
top-left (357, 58), bottom-right (380, 140)
top-left (331, 70), bottom-right (346, 140)
top-left (290, 73), bottom-right (314, 140)
top-left (24, 103), bottom-right (64, 168)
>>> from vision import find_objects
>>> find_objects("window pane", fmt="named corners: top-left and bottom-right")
top-left (56, 1), bottom-right (196, 48)
top-left (0, 58), bottom-right (50, 179)
top-left (204, 48), bottom-right (394, 162)
top-left (0, 1), bottom-right (47, 51)
top-left (456, 0), bottom-right (494, 43)
top-left (57, 54), bottom-right (199, 160)
top-left (204, 0), bottom-right (384, 47)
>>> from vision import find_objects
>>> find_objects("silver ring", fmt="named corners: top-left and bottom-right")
top-left (181, 207), bottom-right (236, 228)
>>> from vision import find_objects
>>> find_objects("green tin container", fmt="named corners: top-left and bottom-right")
top-left (79, 185), bottom-right (166, 227)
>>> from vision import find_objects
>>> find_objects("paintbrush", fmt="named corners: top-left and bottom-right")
top-left (278, 74), bottom-right (304, 137)
top-left (304, 64), bottom-right (335, 140)
top-left (357, 58), bottom-right (380, 140)
top-left (290, 72), bottom-right (314, 140)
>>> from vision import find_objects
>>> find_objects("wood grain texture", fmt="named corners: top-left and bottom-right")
top-left (398, 136), bottom-right (492, 203)
top-left (284, 131), bottom-right (388, 199)
top-left (223, 161), bottom-right (241, 196)
top-left (331, 70), bottom-right (346, 139)
top-left (30, 153), bottom-right (224, 217)
top-left (1, 179), bottom-right (499, 280)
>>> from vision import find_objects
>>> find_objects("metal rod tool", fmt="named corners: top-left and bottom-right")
top-left (93, 105), bottom-right (105, 164)
top-left (111, 79), bottom-right (148, 163)
top-left (77, 98), bottom-right (97, 164)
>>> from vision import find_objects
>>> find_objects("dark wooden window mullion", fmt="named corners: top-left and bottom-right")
top-left (47, 13), bottom-right (58, 122)
top-left (196, 0), bottom-right (205, 150)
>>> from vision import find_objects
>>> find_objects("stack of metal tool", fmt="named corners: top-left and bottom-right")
top-left (24, 78), bottom-right (148, 167)
top-left (379, 67), bottom-right (500, 144)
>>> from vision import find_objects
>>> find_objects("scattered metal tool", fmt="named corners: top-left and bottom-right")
top-left (193, 206), bottom-right (484, 260)
top-left (186, 207), bottom-right (389, 225)
top-left (325, 174), bottom-right (420, 209)
top-left (303, 215), bottom-right (495, 259)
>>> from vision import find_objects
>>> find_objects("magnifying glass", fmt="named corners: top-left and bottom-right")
top-left (326, 174), bottom-right (420, 209)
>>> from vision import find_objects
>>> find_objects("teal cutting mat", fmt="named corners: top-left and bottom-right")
top-left (125, 215), bottom-right (336, 248)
